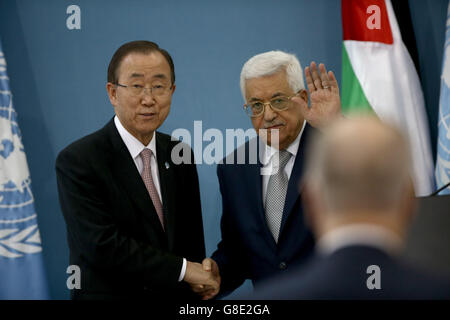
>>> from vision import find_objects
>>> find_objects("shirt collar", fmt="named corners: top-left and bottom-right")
top-left (114, 115), bottom-right (157, 160)
top-left (261, 120), bottom-right (306, 164)
top-left (317, 223), bottom-right (403, 256)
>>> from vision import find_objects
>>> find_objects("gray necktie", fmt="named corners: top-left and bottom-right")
top-left (265, 150), bottom-right (291, 243)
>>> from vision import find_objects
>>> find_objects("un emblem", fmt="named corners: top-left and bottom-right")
top-left (435, 20), bottom-right (450, 195)
top-left (0, 50), bottom-right (43, 258)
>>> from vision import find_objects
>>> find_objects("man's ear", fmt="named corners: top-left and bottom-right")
top-left (106, 82), bottom-right (117, 107)
top-left (171, 84), bottom-right (176, 94)
top-left (299, 89), bottom-right (308, 104)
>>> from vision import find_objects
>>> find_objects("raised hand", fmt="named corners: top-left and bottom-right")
top-left (184, 260), bottom-right (220, 300)
top-left (292, 61), bottom-right (342, 129)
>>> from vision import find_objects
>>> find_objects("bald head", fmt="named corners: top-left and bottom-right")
top-left (305, 116), bottom-right (414, 214)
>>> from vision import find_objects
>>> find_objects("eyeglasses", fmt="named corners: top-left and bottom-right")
top-left (115, 83), bottom-right (172, 97)
top-left (244, 94), bottom-right (298, 118)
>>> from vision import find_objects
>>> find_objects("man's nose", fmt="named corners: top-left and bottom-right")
top-left (263, 104), bottom-right (277, 122)
top-left (141, 89), bottom-right (156, 105)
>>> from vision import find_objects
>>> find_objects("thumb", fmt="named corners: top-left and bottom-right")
top-left (202, 258), bottom-right (212, 271)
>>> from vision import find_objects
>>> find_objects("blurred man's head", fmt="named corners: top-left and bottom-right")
top-left (303, 116), bottom-right (416, 241)
top-left (240, 51), bottom-right (308, 150)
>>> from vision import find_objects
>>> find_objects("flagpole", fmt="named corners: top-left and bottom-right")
top-left (430, 182), bottom-right (450, 196)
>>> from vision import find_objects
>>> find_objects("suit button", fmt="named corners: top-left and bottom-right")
top-left (279, 262), bottom-right (287, 270)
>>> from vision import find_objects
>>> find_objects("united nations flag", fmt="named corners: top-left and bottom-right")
top-left (0, 39), bottom-right (49, 299)
top-left (436, 2), bottom-right (450, 195)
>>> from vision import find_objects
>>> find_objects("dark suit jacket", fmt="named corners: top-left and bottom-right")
top-left (211, 124), bottom-right (316, 297)
top-left (250, 245), bottom-right (450, 300)
top-left (56, 118), bottom-right (205, 300)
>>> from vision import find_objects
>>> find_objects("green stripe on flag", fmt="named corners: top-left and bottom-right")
top-left (341, 45), bottom-right (374, 115)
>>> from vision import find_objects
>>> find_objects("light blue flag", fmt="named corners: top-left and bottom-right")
top-left (436, 2), bottom-right (450, 195)
top-left (0, 40), bottom-right (49, 299)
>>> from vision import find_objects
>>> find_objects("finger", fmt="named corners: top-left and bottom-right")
top-left (202, 293), bottom-right (216, 300)
top-left (304, 66), bottom-right (316, 93)
top-left (318, 63), bottom-right (331, 89)
top-left (310, 62), bottom-right (323, 90)
top-left (191, 286), bottom-right (206, 293)
top-left (194, 286), bottom-right (213, 294)
top-left (328, 70), bottom-right (340, 94)
top-left (202, 258), bottom-right (212, 271)
top-left (190, 284), bottom-right (205, 292)
top-left (202, 288), bottom-right (219, 300)
top-left (202, 293), bottom-right (214, 301)
top-left (202, 274), bottom-right (218, 288)
top-left (210, 260), bottom-right (220, 277)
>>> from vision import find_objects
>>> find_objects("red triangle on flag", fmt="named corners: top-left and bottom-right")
top-left (342, 0), bottom-right (393, 44)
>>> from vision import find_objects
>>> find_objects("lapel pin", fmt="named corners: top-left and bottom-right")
top-left (165, 161), bottom-right (170, 169)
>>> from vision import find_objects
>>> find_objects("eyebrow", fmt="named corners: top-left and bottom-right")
top-left (249, 92), bottom-right (287, 102)
top-left (129, 73), bottom-right (144, 78)
top-left (271, 92), bottom-right (286, 98)
top-left (128, 73), bottom-right (168, 80)
top-left (153, 74), bottom-right (168, 80)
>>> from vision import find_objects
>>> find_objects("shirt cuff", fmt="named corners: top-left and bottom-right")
top-left (178, 258), bottom-right (187, 282)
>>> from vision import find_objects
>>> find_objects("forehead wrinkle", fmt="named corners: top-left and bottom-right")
top-left (129, 73), bottom-right (144, 78)
top-left (248, 92), bottom-right (287, 102)
top-left (245, 71), bottom-right (292, 102)
top-left (127, 72), bottom-right (168, 82)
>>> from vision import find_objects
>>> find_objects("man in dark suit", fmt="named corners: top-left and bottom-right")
top-left (250, 117), bottom-right (450, 299)
top-left (56, 41), bottom-right (219, 300)
top-left (198, 51), bottom-right (343, 298)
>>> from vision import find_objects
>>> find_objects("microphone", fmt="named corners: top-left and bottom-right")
top-left (429, 181), bottom-right (450, 196)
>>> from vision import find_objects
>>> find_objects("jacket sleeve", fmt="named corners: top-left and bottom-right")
top-left (211, 163), bottom-right (248, 297)
top-left (175, 145), bottom-right (206, 262)
top-left (55, 145), bottom-right (183, 290)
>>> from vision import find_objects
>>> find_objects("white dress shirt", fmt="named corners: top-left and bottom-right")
top-left (114, 116), bottom-right (163, 203)
top-left (114, 116), bottom-right (186, 282)
top-left (261, 120), bottom-right (306, 205)
top-left (317, 223), bottom-right (403, 256)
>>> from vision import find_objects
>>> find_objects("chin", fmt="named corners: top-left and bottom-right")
top-left (267, 136), bottom-right (288, 149)
top-left (138, 121), bottom-right (159, 131)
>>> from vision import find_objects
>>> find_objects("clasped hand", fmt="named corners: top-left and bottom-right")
top-left (184, 258), bottom-right (221, 300)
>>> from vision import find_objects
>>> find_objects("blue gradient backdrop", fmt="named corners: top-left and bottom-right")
top-left (0, 0), bottom-right (446, 299)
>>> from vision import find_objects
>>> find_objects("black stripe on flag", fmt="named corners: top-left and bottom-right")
top-left (391, 0), bottom-right (421, 77)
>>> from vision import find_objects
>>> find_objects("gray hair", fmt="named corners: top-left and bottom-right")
top-left (240, 50), bottom-right (305, 101)
top-left (304, 116), bottom-right (414, 212)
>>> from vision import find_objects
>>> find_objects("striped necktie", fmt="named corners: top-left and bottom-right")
top-left (140, 148), bottom-right (164, 230)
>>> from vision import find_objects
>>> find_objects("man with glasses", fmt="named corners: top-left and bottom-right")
top-left (198, 51), bottom-right (342, 299)
top-left (250, 117), bottom-right (450, 300)
top-left (56, 41), bottom-right (219, 300)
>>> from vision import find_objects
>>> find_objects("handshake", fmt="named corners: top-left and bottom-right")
top-left (184, 258), bottom-right (221, 300)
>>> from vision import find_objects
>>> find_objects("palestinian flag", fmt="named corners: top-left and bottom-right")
top-left (341, 0), bottom-right (435, 196)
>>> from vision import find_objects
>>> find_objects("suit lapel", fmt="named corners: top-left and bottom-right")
top-left (155, 132), bottom-right (177, 251)
top-left (279, 124), bottom-right (313, 236)
top-left (106, 119), bottom-right (166, 239)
